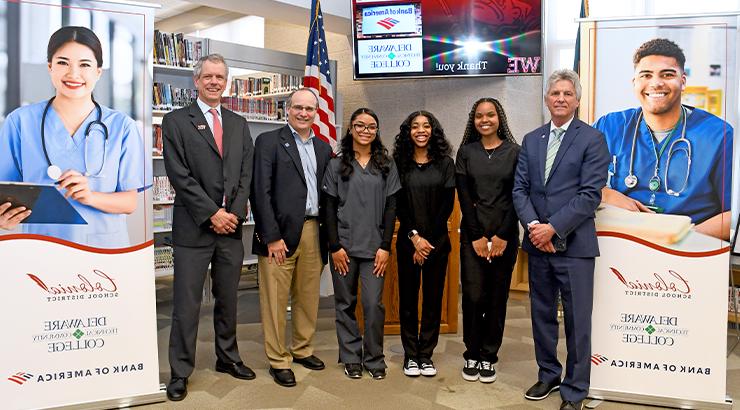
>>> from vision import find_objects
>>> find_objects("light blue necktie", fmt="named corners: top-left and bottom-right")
top-left (544, 127), bottom-right (565, 183)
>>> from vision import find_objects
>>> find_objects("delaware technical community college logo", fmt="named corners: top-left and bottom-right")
top-left (7, 372), bottom-right (33, 385)
top-left (377, 17), bottom-right (400, 30)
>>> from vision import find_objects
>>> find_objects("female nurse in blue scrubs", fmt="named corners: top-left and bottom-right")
top-left (0, 26), bottom-right (145, 248)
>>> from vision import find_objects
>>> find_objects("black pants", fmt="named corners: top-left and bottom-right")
top-left (396, 242), bottom-right (449, 360)
top-left (460, 240), bottom-right (518, 363)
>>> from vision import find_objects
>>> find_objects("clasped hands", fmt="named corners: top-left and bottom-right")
top-left (210, 208), bottom-right (238, 235)
top-left (528, 222), bottom-right (557, 253)
top-left (472, 235), bottom-right (507, 262)
top-left (410, 234), bottom-right (434, 266)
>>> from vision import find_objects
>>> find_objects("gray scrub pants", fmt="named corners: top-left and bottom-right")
top-left (331, 256), bottom-right (387, 370)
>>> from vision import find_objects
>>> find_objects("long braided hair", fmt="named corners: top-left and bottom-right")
top-left (339, 107), bottom-right (391, 181)
top-left (459, 97), bottom-right (517, 147)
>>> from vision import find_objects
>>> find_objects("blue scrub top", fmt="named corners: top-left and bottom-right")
top-left (0, 100), bottom-right (147, 248)
top-left (594, 106), bottom-right (733, 224)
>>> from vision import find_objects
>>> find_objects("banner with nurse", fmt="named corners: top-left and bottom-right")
top-left (578, 13), bottom-right (737, 408)
top-left (0, 0), bottom-right (163, 409)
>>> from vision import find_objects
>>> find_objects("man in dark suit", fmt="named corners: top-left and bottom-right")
top-left (513, 69), bottom-right (610, 410)
top-left (162, 54), bottom-right (255, 401)
top-left (251, 88), bottom-right (332, 387)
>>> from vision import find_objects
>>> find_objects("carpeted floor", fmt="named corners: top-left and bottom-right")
top-left (144, 276), bottom-right (740, 409)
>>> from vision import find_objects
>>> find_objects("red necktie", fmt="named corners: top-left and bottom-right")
top-left (209, 108), bottom-right (223, 157)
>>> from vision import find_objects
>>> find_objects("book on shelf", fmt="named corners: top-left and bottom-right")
top-left (153, 30), bottom-right (203, 67)
top-left (221, 96), bottom-right (282, 121)
top-left (153, 176), bottom-right (176, 202)
top-left (153, 206), bottom-right (173, 231)
top-left (228, 74), bottom-right (301, 97)
top-left (153, 124), bottom-right (163, 156)
top-left (153, 83), bottom-right (198, 110)
top-left (730, 286), bottom-right (740, 313)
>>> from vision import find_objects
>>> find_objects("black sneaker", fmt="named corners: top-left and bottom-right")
top-left (461, 359), bottom-right (479, 381)
top-left (366, 367), bottom-right (386, 380)
top-left (478, 360), bottom-right (496, 383)
top-left (403, 358), bottom-right (421, 377)
top-left (344, 363), bottom-right (363, 379)
top-left (419, 358), bottom-right (437, 377)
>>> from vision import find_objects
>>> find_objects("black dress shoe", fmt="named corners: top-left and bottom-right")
top-left (269, 367), bottom-right (297, 387)
top-left (293, 354), bottom-right (325, 370)
top-left (344, 363), bottom-right (363, 379)
top-left (560, 400), bottom-right (583, 410)
top-left (524, 380), bottom-right (561, 400)
top-left (215, 360), bottom-right (256, 380)
top-left (166, 377), bottom-right (187, 401)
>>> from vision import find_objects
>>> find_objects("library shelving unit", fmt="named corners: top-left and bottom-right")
top-left (151, 34), bottom-right (340, 281)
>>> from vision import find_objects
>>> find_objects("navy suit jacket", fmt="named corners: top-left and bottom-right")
top-left (512, 118), bottom-right (610, 258)
top-left (250, 125), bottom-right (332, 264)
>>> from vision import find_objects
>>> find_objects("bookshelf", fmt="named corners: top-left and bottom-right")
top-left (151, 34), bottom-right (341, 279)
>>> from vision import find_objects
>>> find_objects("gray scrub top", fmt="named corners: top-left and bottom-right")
top-left (322, 157), bottom-right (401, 259)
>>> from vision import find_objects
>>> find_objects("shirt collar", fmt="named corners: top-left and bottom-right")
top-left (288, 123), bottom-right (315, 143)
top-left (550, 116), bottom-right (574, 134)
top-left (197, 98), bottom-right (221, 117)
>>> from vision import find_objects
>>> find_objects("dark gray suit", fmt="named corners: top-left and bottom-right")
top-left (513, 118), bottom-right (609, 402)
top-left (163, 102), bottom-right (253, 378)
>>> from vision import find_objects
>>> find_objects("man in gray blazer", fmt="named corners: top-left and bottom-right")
top-left (513, 69), bottom-right (610, 410)
top-left (163, 54), bottom-right (255, 401)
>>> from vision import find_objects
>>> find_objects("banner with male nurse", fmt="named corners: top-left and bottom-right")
top-left (0, 0), bottom-right (162, 408)
top-left (580, 14), bottom-right (737, 408)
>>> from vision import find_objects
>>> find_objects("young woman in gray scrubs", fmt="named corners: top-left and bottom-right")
top-left (322, 108), bottom-right (401, 380)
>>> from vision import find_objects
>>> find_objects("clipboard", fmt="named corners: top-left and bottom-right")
top-left (0, 182), bottom-right (86, 225)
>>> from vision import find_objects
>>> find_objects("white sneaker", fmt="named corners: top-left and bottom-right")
top-left (403, 358), bottom-right (421, 377)
top-left (419, 359), bottom-right (437, 377)
top-left (461, 359), bottom-right (479, 381)
top-left (479, 361), bottom-right (497, 383)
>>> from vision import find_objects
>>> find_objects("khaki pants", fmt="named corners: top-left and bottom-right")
top-left (258, 220), bottom-right (323, 369)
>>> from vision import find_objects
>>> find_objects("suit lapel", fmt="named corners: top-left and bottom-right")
top-left (220, 109), bottom-right (234, 162)
top-left (188, 103), bottom-right (220, 158)
top-left (313, 139), bottom-right (329, 192)
top-left (280, 127), bottom-right (307, 185)
top-left (547, 120), bottom-right (579, 184)
top-left (537, 124), bottom-right (549, 184)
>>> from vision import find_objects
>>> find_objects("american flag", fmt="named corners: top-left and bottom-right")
top-left (303, 0), bottom-right (337, 151)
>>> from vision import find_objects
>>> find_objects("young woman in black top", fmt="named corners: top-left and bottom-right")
top-left (322, 108), bottom-right (401, 380)
top-left (456, 98), bottom-right (520, 383)
top-left (392, 111), bottom-right (455, 378)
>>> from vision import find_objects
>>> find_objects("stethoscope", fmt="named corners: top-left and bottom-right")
top-left (623, 105), bottom-right (691, 200)
top-left (41, 96), bottom-right (109, 180)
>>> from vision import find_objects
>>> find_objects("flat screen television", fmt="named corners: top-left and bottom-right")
top-left (351, 0), bottom-right (542, 79)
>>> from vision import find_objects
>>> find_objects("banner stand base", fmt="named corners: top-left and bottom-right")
top-left (589, 389), bottom-right (733, 409)
top-left (45, 386), bottom-right (166, 410)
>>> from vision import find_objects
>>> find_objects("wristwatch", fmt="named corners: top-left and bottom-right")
top-left (407, 229), bottom-right (419, 240)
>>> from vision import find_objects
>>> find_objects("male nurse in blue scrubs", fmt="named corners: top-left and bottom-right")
top-left (594, 38), bottom-right (733, 240)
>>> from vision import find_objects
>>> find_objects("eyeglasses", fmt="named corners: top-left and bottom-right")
top-left (352, 123), bottom-right (378, 133)
top-left (290, 105), bottom-right (316, 113)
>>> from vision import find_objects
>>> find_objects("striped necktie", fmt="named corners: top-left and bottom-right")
top-left (544, 127), bottom-right (564, 183)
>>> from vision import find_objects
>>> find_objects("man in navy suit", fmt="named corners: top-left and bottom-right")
top-left (251, 88), bottom-right (332, 387)
top-left (513, 69), bottom-right (610, 410)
